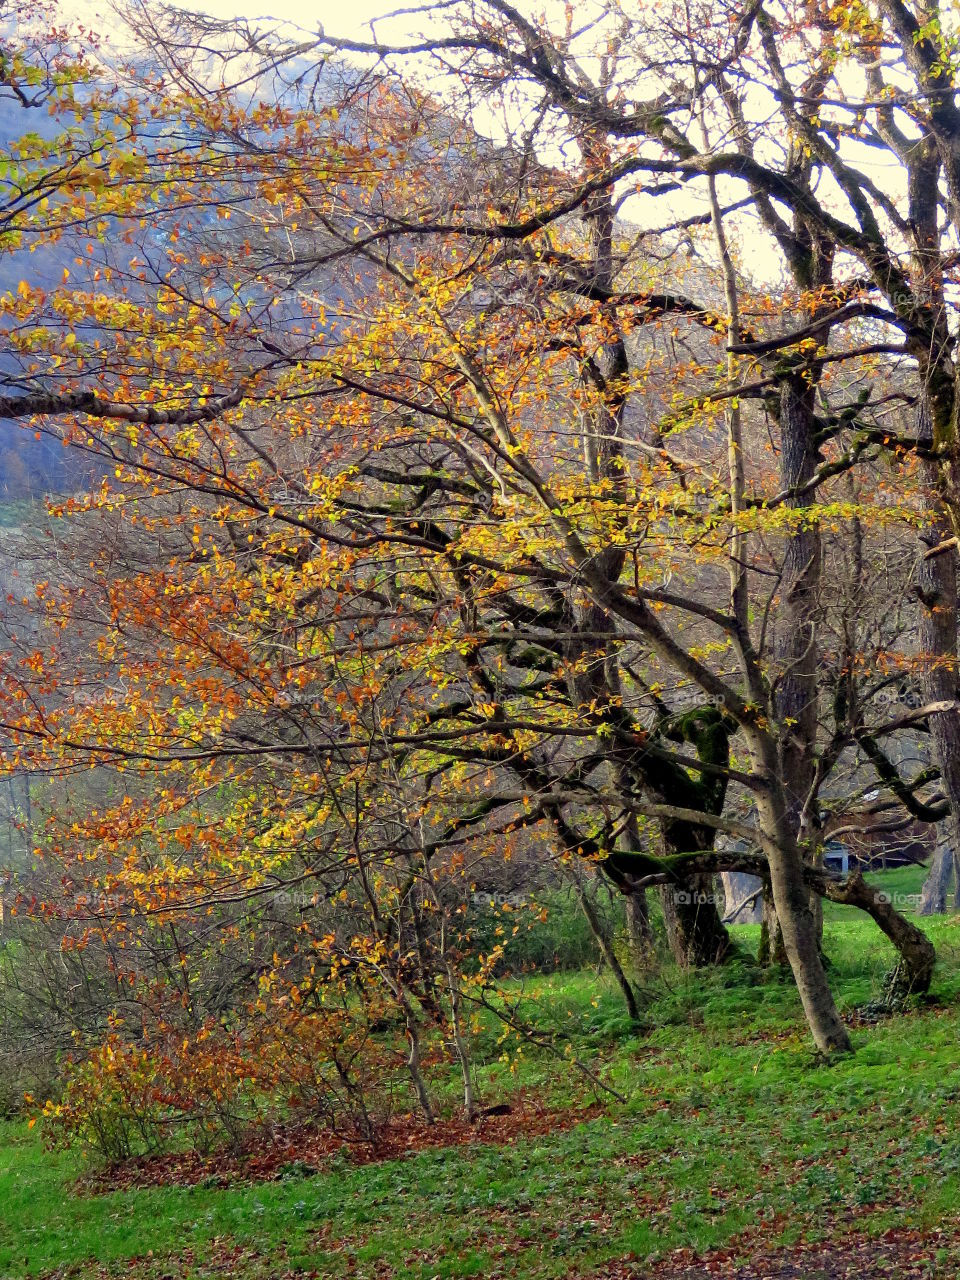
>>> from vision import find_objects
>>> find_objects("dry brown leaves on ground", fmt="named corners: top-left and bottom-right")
top-left (595, 1224), bottom-right (960, 1279)
top-left (81, 1097), bottom-right (603, 1193)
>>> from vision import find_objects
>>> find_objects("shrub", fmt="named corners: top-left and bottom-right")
top-left (43, 1000), bottom-right (409, 1162)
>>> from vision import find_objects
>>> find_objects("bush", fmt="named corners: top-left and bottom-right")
top-left (43, 1038), bottom-right (172, 1163)
top-left (42, 1000), bottom-right (410, 1163)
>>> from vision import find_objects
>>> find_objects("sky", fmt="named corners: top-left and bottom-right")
top-left (42, 0), bottom-right (770, 286)
top-left (59, 0), bottom-right (443, 46)
top-left (44, 0), bottom-right (911, 293)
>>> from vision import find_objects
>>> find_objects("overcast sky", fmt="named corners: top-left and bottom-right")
top-left (59, 0), bottom-right (432, 45)
top-left (44, 0), bottom-right (853, 285)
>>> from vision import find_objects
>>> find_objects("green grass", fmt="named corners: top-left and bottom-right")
top-left (4, 870), bottom-right (960, 1279)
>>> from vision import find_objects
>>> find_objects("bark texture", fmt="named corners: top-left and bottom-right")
top-left (916, 524), bottom-right (960, 903)
top-left (919, 839), bottom-right (953, 915)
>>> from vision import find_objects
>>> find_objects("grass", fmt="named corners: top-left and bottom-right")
top-left (3, 867), bottom-right (960, 1279)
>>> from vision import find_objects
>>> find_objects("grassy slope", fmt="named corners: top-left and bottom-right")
top-left (3, 867), bottom-right (960, 1279)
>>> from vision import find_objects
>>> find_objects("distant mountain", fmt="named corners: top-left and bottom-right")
top-left (0, 87), bottom-right (99, 498)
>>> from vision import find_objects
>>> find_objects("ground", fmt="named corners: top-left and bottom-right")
top-left (3, 866), bottom-right (960, 1279)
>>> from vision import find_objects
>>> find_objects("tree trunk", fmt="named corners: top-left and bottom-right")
top-left (910, 151), bottom-right (960, 914)
top-left (758, 885), bottom-right (788, 967)
top-left (758, 881), bottom-right (788, 966)
top-left (773, 373), bottom-right (825, 951)
top-left (767, 856), bottom-right (850, 1052)
top-left (756, 776), bottom-right (851, 1055)
top-left (820, 871), bottom-right (935, 996)
top-left (916, 519), bottom-right (960, 903)
top-left (645, 709), bottom-right (733, 967)
top-left (660, 875), bottom-right (730, 967)
top-left (624, 887), bottom-right (652, 957)
top-left (619, 814), bottom-right (653, 960)
top-left (919, 839), bottom-right (953, 915)
top-left (404, 1013), bottom-right (435, 1124)
top-left (720, 871), bottom-right (763, 924)
top-left (444, 961), bottom-right (475, 1120)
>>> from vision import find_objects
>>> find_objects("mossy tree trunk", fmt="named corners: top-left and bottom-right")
top-left (605, 706), bottom-right (733, 968)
